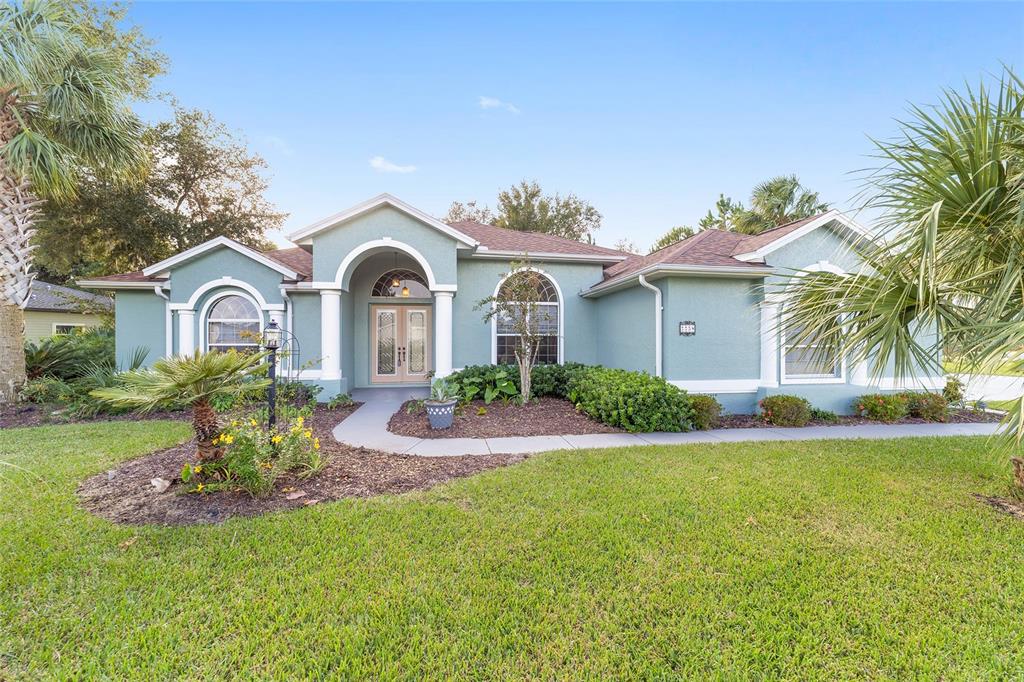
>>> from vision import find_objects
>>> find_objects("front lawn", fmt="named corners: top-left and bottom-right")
top-left (3, 423), bottom-right (1024, 678)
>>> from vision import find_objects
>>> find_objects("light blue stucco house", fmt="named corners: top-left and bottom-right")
top-left (80, 193), bottom-right (942, 414)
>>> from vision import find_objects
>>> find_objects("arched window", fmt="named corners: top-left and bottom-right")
top-left (371, 270), bottom-right (430, 298)
top-left (494, 271), bottom-right (561, 365)
top-left (206, 295), bottom-right (261, 352)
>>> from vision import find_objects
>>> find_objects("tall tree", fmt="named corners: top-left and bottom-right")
top-left (781, 68), bottom-right (1024, 465)
top-left (698, 194), bottom-right (745, 232)
top-left (613, 238), bottom-right (641, 254)
top-left (733, 175), bottom-right (830, 234)
top-left (446, 180), bottom-right (602, 242)
top-left (34, 106), bottom-right (284, 281)
top-left (1, 0), bottom-right (156, 402)
top-left (649, 225), bottom-right (696, 253)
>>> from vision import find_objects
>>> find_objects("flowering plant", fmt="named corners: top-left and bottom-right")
top-left (181, 411), bottom-right (323, 497)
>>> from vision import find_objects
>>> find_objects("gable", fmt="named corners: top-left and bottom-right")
top-left (309, 204), bottom-right (462, 285)
top-left (732, 211), bottom-right (871, 262)
top-left (167, 247), bottom-right (288, 306)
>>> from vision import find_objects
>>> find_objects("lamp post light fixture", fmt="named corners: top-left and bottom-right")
top-left (263, 320), bottom-right (282, 430)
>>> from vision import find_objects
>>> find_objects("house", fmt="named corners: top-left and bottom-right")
top-left (79, 193), bottom-right (942, 414)
top-left (23, 281), bottom-right (112, 342)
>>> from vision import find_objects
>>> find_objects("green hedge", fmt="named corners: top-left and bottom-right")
top-left (689, 394), bottom-right (722, 430)
top-left (759, 395), bottom-right (812, 427)
top-left (567, 367), bottom-right (694, 432)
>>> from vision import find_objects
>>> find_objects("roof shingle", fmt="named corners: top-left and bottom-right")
top-left (449, 221), bottom-right (627, 259)
top-left (26, 281), bottom-right (112, 312)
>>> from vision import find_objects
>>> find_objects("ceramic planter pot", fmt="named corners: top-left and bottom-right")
top-left (425, 399), bottom-right (457, 430)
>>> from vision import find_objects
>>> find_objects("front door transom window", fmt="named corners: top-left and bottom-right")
top-left (371, 270), bottom-right (430, 298)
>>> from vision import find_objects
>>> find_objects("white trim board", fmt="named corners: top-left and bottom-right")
top-left (669, 379), bottom-right (760, 394)
top-left (141, 236), bottom-right (299, 280)
top-left (581, 263), bottom-right (775, 298)
top-left (732, 210), bottom-right (874, 262)
top-left (470, 249), bottom-right (627, 264)
top-left (288, 193), bottom-right (478, 247)
top-left (78, 279), bottom-right (166, 290)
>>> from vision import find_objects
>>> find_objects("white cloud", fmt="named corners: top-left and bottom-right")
top-left (478, 95), bottom-right (521, 115)
top-left (260, 134), bottom-right (294, 156)
top-left (369, 156), bottom-right (417, 174)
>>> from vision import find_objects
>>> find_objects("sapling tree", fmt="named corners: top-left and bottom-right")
top-left (476, 260), bottom-right (555, 402)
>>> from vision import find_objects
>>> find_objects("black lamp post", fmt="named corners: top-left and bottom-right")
top-left (263, 320), bottom-right (282, 430)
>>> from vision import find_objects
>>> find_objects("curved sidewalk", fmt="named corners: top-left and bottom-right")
top-left (334, 388), bottom-right (1004, 457)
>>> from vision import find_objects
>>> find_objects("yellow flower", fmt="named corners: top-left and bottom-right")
top-left (222, 434), bottom-right (235, 444)
top-left (271, 434), bottom-right (283, 444)
top-left (303, 430), bottom-right (312, 439)
top-left (296, 416), bottom-right (304, 427)
top-left (231, 420), bottom-right (239, 427)
top-left (313, 438), bottom-right (320, 451)
top-left (196, 483), bottom-right (205, 493)
top-left (193, 464), bottom-right (202, 474)
top-left (290, 425), bottom-right (300, 434)
top-left (249, 418), bottom-right (258, 427)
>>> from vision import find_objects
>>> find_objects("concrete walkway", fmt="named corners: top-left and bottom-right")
top-left (335, 387), bottom-right (1004, 457)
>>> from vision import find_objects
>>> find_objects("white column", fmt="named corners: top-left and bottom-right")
top-left (320, 290), bottom-right (341, 381)
top-left (434, 291), bottom-right (454, 378)
top-left (177, 310), bottom-right (195, 357)
top-left (759, 302), bottom-right (779, 387)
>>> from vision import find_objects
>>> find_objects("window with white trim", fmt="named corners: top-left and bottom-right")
top-left (53, 323), bottom-right (86, 335)
top-left (495, 273), bottom-right (560, 365)
top-left (782, 321), bottom-right (842, 380)
top-left (206, 295), bottom-right (261, 352)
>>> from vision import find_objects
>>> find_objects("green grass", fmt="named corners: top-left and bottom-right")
top-left (944, 357), bottom-right (1023, 376)
top-left (3, 423), bottom-right (1024, 679)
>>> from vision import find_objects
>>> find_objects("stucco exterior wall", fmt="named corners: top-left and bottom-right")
top-left (311, 205), bottom-right (460, 286)
top-left (167, 248), bottom-right (285, 308)
top-left (595, 285), bottom-right (657, 374)
top-left (661, 277), bottom-right (761, 381)
top-left (23, 311), bottom-right (105, 342)
top-left (114, 291), bottom-right (166, 369)
top-left (453, 258), bottom-right (604, 369)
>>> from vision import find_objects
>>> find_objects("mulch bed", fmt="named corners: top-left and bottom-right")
top-left (388, 397), bottom-right (622, 439)
top-left (718, 408), bottom-right (1004, 429)
top-left (77, 404), bottom-right (526, 526)
top-left (1, 402), bottom-right (187, 429)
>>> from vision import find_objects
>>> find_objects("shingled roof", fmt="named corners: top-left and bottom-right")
top-left (600, 229), bottom-right (766, 286)
top-left (449, 220), bottom-right (628, 260)
top-left (26, 281), bottom-right (112, 312)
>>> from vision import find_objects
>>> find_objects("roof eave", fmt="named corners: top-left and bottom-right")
top-left (468, 249), bottom-right (628, 264)
top-left (140, 236), bottom-right (300, 280)
top-left (582, 263), bottom-right (775, 298)
top-left (78, 279), bottom-right (167, 290)
top-left (732, 210), bottom-right (873, 262)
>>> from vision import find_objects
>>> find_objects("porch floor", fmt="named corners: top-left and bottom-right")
top-left (333, 391), bottom-right (1004, 457)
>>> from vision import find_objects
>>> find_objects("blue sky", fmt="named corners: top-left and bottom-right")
top-left (127, 2), bottom-right (1022, 249)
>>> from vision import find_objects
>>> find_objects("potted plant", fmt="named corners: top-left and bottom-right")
top-left (425, 378), bottom-right (459, 430)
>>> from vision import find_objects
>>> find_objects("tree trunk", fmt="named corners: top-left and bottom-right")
top-left (1, 104), bottom-right (40, 404)
top-left (192, 399), bottom-right (223, 461)
top-left (0, 303), bottom-right (26, 403)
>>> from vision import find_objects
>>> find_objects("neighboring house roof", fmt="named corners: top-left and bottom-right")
top-left (25, 281), bottom-right (112, 312)
top-left (450, 220), bottom-right (629, 262)
top-left (288, 193), bottom-right (479, 247)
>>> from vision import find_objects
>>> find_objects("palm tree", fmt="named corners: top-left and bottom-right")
top-left (92, 351), bottom-right (270, 461)
top-left (0, 0), bottom-right (145, 402)
top-left (734, 175), bottom-right (831, 235)
top-left (780, 68), bottom-right (1024, 463)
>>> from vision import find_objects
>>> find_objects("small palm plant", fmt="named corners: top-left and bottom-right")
top-left (92, 351), bottom-right (270, 460)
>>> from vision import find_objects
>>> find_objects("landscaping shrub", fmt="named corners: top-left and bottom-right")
top-left (854, 393), bottom-right (910, 422)
top-left (759, 395), bottom-right (812, 427)
top-left (448, 365), bottom-right (520, 404)
top-left (19, 376), bottom-right (76, 404)
top-left (181, 411), bottom-right (323, 497)
top-left (810, 407), bottom-right (840, 424)
top-left (531, 362), bottom-right (589, 398)
top-left (567, 367), bottom-right (694, 432)
top-left (943, 376), bottom-right (965, 407)
top-left (903, 391), bottom-right (948, 422)
top-left (689, 394), bottom-right (722, 430)
top-left (326, 393), bottom-right (354, 410)
top-left (24, 328), bottom-right (115, 381)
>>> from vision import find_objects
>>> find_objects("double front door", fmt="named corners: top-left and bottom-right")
top-left (371, 305), bottom-right (431, 383)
